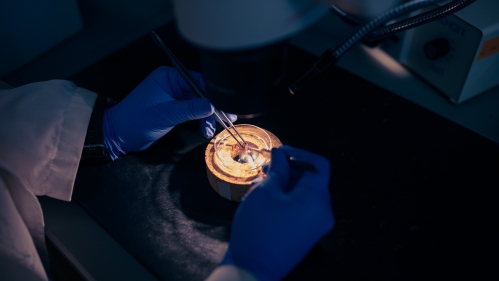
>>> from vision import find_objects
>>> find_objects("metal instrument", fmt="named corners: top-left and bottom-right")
top-left (151, 31), bottom-right (317, 174)
top-left (240, 147), bottom-right (318, 173)
top-left (150, 31), bottom-right (249, 149)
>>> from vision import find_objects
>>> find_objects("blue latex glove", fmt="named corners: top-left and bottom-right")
top-left (102, 66), bottom-right (235, 159)
top-left (222, 146), bottom-right (334, 281)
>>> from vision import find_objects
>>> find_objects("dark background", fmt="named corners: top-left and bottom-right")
top-left (70, 23), bottom-right (499, 281)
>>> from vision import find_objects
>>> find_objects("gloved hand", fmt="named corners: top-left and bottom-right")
top-left (102, 66), bottom-right (235, 160)
top-left (222, 146), bottom-right (334, 281)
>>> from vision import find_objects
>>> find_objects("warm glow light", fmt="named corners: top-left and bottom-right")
top-left (362, 45), bottom-right (411, 78)
top-left (205, 124), bottom-right (282, 201)
top-left (214, 125), bottom-right (271, 180)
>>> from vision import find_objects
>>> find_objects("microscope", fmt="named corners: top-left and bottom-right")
top-left (171, 0), bottom-right (401, 117)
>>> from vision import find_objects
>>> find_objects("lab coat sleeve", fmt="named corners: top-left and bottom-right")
top-left (0, 167), bottom-right (47, 281)
top-left (0, 80), bottom-right (97, 200)
top-left (205, 265), bottom-right (258, 281)
top-left (0, 80), bottom-right (97, 280)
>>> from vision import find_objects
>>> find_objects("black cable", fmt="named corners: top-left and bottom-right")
top-left (364, 0), bottom-right (477, 43)
top-left (289, 0), bottom-right (440, 95)
top-left (332, 0), bottom-right (451, 59)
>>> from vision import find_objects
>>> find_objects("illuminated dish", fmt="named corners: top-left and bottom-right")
top-left (205, 124), bottom-right (282, 201)
top-left (214, 125), bottom-right (271, 179)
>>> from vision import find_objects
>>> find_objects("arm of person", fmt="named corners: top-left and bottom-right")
top-left (0, 171), bottom-right (50, 281)
top-left (101, 66), bottom-right (236, 159)
top-left (0, 80), bottom-right (98, 281)
top-left (0, 80), bottom-right (97, 200)
top-left (206, 265), bottom-right (258, 281)
top-left (0, 66), bottom-right (234, 280)
top-left (208, 146), bottom-right (335, 281)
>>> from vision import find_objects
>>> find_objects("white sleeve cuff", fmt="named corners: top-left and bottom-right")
top-left (205, 265), bottom-right (258, 281)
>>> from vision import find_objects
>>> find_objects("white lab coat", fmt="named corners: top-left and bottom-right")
top-left (0, 80), bottom-right (256, 281)
top-left (0, 80), bottom-right (97, 280)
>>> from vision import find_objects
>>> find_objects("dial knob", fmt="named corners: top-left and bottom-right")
top-left (424, 38), bottom-right (451, 60)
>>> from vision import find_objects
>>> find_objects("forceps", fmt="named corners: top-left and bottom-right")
top-left (150, 31), bottom-right (248, 148)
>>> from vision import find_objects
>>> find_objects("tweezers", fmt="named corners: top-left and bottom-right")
top-left (150, 31), bottom-right (248, 148)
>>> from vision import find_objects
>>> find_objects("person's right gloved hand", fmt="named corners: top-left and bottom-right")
top-left (102, 66), bottom-right (236, 160)
top-left (221, 146), bottom-right (334, 281)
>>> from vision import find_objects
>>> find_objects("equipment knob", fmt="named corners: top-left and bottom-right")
top-left (424, 38), bottom-right (451, 60)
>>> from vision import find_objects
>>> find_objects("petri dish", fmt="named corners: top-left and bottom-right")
top-left (214, 124), bottom-right (271, 180)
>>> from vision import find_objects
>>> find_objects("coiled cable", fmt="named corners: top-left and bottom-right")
top-left (364, 0), bottom-right (477, 43)
top-left (290, 0), bottom-right (440, 94)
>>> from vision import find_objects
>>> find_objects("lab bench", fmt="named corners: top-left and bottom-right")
top-left (41, 23), bottom-right (499, 281)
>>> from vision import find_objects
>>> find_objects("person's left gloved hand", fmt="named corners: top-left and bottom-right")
top-left (102, 66), bottom-right (235, 160)
top-left (221, 146), bottom-right (334, 281)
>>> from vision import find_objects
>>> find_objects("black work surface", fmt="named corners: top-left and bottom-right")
top-left (71, 23), bottom-right (499, 281)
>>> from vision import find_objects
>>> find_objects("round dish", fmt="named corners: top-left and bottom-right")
top-left (205, 124), bottom-right (282, 201)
